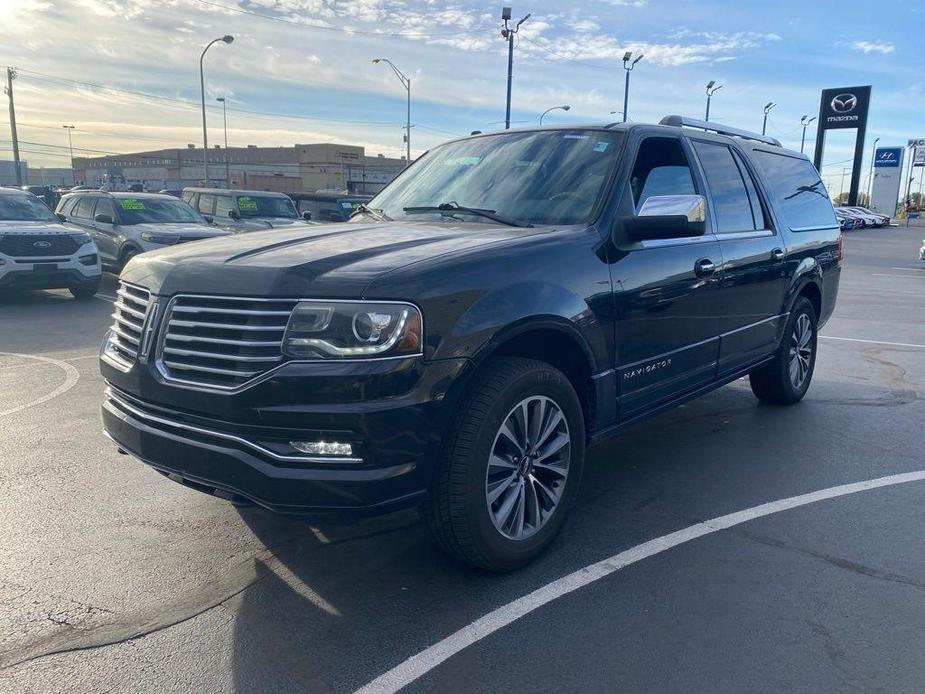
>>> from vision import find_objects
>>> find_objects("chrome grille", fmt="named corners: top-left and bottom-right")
top-left (158, 295), bottom-right (298, 388)
top-left (108, 282), bottom-right (151, 365)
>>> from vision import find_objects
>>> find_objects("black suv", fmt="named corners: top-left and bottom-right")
top-left (100, 117), bottom-right (841, 570)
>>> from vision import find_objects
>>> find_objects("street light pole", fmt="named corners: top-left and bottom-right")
top-left (539, 104), bottom-right (570, 125)
top-left (199, 34), bottom-right (234, 187)
top-left (621, 51), bottom-right (644, 123)
top-left (372, 58), bottom-right (412, 165)
top-left (866, 136), bottom-right (880, 203)
top-left (62, 125), bottom-right (76, 185)
top-left (705, 81), bottom-right (722, 122)
top-left (800, 115), bottom-right (816, 154)
top-left (839, 167), bottom-right (850, 203)
top-left (762, 102), bottom-right (776, 136)
top-left (216, 97), bottom-right (229, 187)
top-left (501, 7), bottom-right (530, 130)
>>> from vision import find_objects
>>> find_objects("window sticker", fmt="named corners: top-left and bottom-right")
top-left (237, 196), bottom-right (258, 212)
top-left (563, 134), bottom-right (590, 139)
top-left (119, 199), bottom-right (145, 210)
top-left (593, 142), bottom-right (610, 152)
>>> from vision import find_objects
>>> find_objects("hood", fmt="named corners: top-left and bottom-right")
top-left (0, 220), bottom-right (69, 234)
top-left (128, 222), bottom-right (230, 238)
top-left (212, 217), bottom-right (314, 233)
top-left (122, 220), bottom-right (547, 298)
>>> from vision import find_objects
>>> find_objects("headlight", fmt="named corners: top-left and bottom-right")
top-left (140, 232), bottom-right (180, 245)
top-left (282, 300), bottom-right (423, 359)
top-left (69, 232), bottom-right (92, 245)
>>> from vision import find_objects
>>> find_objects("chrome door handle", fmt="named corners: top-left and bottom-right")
top-left (771, 248), bottom-right (785, 260)
top-left (694, 258), bottom-right (715, 277)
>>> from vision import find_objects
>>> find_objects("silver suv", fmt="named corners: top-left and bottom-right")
top-left (0, 188), bottom-right (101, 299)
top-left (57, 191), bottom-right (230, 271)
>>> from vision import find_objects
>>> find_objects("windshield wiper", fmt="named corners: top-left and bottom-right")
top-left (402, 202), bottom-right (532, 228)
top-left (350, 204), bottom-right (393, 223)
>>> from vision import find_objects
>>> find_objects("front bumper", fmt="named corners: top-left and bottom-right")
top-left (101, 356), bottom-right (469, 516)
top-left (0, 244), bottom-right (101, 290)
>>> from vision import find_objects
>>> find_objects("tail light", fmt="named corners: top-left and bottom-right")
top-left (836, 235), bottom-right (844, 263)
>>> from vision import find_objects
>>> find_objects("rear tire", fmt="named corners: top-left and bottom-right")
top-left (426, 357), bottom-right (585, 572)
top-left (69, 278), bottom-right (101, 300)
top-left (749, 297), bottom-right (818, 405)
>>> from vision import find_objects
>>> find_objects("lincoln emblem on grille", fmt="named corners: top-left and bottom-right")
top-left (33, 240), bottom-right (52, 249)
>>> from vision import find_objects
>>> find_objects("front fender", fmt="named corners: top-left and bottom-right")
top-left (431, 281), bottom-right (608, 373)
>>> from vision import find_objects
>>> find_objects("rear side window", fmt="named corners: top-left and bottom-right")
top-left (215, 195), bottom-right (234, 217)
top-left (630, 137), bottom-right (697, 210)
top-left (692, 141), bottom-right (756, 233)
top-left (74, 197), bottom-right (96, 219)
top-left (58, 197), bottom-right (77, 215)
top-left (752, 151), bottom-right (836, 230)
top-left (197, 194), bottom-right (216, 215)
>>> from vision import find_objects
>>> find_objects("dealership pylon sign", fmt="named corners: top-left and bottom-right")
top-left (812, 85), bottom-right (872, 206)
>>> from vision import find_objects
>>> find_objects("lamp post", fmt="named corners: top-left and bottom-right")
top-left (372, 58), bottom-right (412, 165)
top-left (216, 97), bottom-right (229, 187)
top-left (866, 136), bottom-right (880, 203)
top-left (62, 125), bottom-right (75, 185)
top-left (705, 81), bottom-right (722, 121)
top-left (539, 104), bottom-right (570, 125)
top-left (761, 102), bottom-right (776, 136)
top-left (500, 6), bottom-right (530, 130)
top-left (839, 167), bottom-right (850, 204)
top-left (800, 115), bottom-right (816, 153)
top-left (199, 34), bottom-right (234, 187)
top-left (621, 51), bottom-right (643, 123)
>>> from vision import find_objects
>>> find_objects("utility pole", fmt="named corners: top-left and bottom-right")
top-left (762, 102), bottom-right (776, 136)
top-left (839, 167), bottom-right (850, 203)
top-left (865, 136), bottom-right (880, 203)
top-left (372, 58), bottom-right (412, 165)
top-left (621, 51), bottom-right (644, 123)
top-left (705, 81), bottom-right (722, 122)
top-left (800, 115), bottom-right (816, 154)
top-left (501, 7), bottom-right (530, 130)
top-left (216, 97), bottom-right (229, 187)
top-left (62, 125), bottom-right (76, 185)
top-left (5, 67), bottom-right (23, 186)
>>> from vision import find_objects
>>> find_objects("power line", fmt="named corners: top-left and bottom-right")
top-left (190, 0), bottom-right (489, 38)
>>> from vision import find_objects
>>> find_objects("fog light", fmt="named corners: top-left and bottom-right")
top-left (289, 440), bottom-right (353, 457)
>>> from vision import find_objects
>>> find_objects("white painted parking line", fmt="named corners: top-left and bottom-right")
top-left (871, 273), bottom-right (925, 279)
top-left (891, 267), bottom-right (924, 272)
top-left (0, 352), bottom-right (80, 418)
top-left (821, 336), bottom-right (925, 350)
top-left (354, 470), bottom-right (925, 694)
top-left (95, 293), bottom-right (116, 303)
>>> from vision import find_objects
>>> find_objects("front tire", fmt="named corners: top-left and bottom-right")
top-left (426, 357), bottom-right (585, 571)
top-left (69, 278), bottom-right (101, 300)
top-left (749, 297), bottom-right (818, 405)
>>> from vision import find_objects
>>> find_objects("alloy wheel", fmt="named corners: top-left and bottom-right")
top-left (789, 313), bottom-right (813, 389)
top-left (485, 395), bottom-right (570, 540)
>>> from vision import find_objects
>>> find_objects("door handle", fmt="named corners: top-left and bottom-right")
top-left (694, 258), bottom-right (716, 277)
top-left (771, 248), bottom-right (785, 260)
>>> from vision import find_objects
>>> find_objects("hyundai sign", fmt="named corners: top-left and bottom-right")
top-left (874, 147), bottom-right (902, 168)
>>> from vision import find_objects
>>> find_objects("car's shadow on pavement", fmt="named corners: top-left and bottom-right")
top-left (223, 374), bottom-right (920, 693)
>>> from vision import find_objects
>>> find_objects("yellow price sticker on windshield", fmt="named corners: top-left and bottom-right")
top-left (120, 199), bottom-right (145, 211)
top-left (237, 196), bottom-right (258, 212)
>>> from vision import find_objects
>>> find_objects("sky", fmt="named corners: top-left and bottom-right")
top-left (1, 0), bottom-right (923, 193)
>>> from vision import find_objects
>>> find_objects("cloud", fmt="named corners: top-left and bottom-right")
top-left (849, 40), bottom-right (895, 54)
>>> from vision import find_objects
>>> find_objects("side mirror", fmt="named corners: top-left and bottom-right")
top-left (302, 210), bottom-right (312, 221)
top-left (94, 213), bottom-right (113, 224)
top-left (228, 209), bottom-right (241, 220)
top-left (618, 195), bottom-right (707, 241)
top-left (55, 212), bottom-right (67, 223)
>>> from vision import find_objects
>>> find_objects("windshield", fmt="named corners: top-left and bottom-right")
top-left (236, 194), bottom-right (297, 219)
top-left (369, 130), bottom-right (624, 226)
top-left (115, 197), bottom-right (203, 225)
top-left (0, 193), bottom-right (57, 222)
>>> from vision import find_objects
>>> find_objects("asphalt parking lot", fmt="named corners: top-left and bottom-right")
top-left (1, 225), bottom-right (923, 693)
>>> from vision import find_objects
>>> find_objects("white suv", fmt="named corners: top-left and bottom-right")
top-left (0, 188), bottom-right (101, 299)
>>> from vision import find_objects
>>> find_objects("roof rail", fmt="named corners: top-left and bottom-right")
top-left (659, 115), bottom-right (782, 147)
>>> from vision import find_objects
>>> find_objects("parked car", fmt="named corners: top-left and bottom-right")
top-left (287, 191), bottom-right (371, 222)
top-left (836, 206), bottom-right (879, 228)
top-left (101, 116), bottom-right (841, 571)
top-left (181, 188), bottom-right (314, 232)
top-left (847, 206), bottom-right (890, 227)
top-left (835, 209), bottom-right (862, 231)
top-left (57, 191), bottom-right (230, 272)
top-left (0, 188), bottom-right (101, 298)
top-left (20, 185), bottom-right (61, 211)
top-left (919, 238), bottom-right (925, 262)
